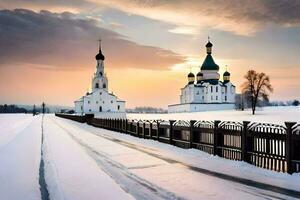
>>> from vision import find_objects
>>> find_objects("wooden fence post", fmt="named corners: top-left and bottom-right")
top-left (136, 121), bottom-right (139, 137)
top-left (149, 122), bottom-right (153, 139)
top-left (157, 121), bottom-right (160, 141)
top-left (190, 120), bottom-right (196, 148)
top-left (143, 122), bottom-right (146, 139)
top-left (169, 120), bottom-right (176, 145)
top-left (242, 121), bottom-right (251, 163)
top-left (213, 120), bottom-right (221, 156)
top-left (285, 122), bottom-right (296, 174)
top-left (125, 119), bottom-right (128, 134)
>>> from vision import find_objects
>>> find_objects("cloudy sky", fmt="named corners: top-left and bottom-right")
top-left (0, 0), bottom-right (299, 108)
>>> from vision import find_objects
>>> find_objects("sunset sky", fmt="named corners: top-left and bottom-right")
top-left (0, 0), bottom-right (299, 108)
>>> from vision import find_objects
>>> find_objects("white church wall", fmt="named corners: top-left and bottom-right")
top-left (168, 103), bottom-right (235, 113)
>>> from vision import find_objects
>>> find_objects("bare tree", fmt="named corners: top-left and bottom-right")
top-left (241, 70), bottom-right (273, 115)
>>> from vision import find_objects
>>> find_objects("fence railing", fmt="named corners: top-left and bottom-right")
top-left (55, 113), bottom-right (300, 174)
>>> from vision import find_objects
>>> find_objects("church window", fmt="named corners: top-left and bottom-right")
top-left (216, 96), bottom-right (218, 100)
top-left (99, 106), bottom-right (102, 112)
top-left (225, 96), bottom-right (227, 101)
top-left (100, 92), bottom-right (102, 95)
top-left (111, 100), bottom-right (113, 103)
top-left (95, 83), bottom-right (99, 88)
top-left (216, 86), bottom-right (218, 93)
top-left (96, 101), bottom-right (98, 104)
top-left (211, 86), bottom-right (213, 93)
top-left (80, 106), bottom-right (83, 110)
top-left (196, 91), bottom-right (199, 95)
top-left (103, 101), bottom-right (105, 104)
top-left (202, 96), bottom-right (204, 100)
top-left (88, 101), bottom-right (90, 104)
top-left (118, 105), bottom-right (120, 110)
top-left (89, 109), bottom-right (91, 112)
top-left (211, 96), bottom-right (213, 100)
top-left (225, 87), bottom-right (227, 93)
top-left (103, 83), bottom-right (106, 88)
top-left (99, 72), bottom-right (103, 76)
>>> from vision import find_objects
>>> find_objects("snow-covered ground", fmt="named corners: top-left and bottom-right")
top-left (127, 106), bottom-right (300, 125)
top-left (1, 113), bottom-right (300, 200)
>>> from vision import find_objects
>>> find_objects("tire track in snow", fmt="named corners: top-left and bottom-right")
top-left (39, 115), bottom-right (50, 200)
top-left (52, 119), bottom-right (185, 200)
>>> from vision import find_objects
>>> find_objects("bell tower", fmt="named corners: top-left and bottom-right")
top-left (92, 39), bottom-right (108, 91)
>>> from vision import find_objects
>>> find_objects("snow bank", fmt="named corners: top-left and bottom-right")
top-left (128, 106), bottom-right (300, 125)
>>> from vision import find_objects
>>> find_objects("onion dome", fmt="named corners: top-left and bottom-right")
top-left (223, 71), bottom-right (230, 83)
top-left (187, 72), bottom-right (195, 84)
top-left (223, 71), bottom-right (230, 76)
top-left (206, 41), bottom-right (213, 48)
top-left (196, 71), bottom-right (203, 82)
top-left (95, 39), bottom-right (105, 61)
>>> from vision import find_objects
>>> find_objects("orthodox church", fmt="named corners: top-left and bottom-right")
top-left (168, 40), bottom-right (236, 113)
top-left (74, 41), bottom-right (126, 118)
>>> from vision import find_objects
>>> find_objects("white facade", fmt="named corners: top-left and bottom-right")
top-left (74, 41), bottom-right (126, 118)
top-left (168, 40), bottom-right (236, 113)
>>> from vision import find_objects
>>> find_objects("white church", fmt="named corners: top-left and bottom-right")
top-left (74, 41), bottom-right (126, 118)
top-left (168, 40), bottom-right (236, 113)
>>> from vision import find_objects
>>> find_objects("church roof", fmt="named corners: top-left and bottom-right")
top-left (200, 54), bottom-right (219, 70)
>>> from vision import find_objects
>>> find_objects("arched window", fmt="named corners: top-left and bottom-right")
top-left (95, 83), bottom-right (99, 88)
top-left (118, 105), bottom-right (120, 110)
top-left (99, 106), bottom-right (102, 112)
top-left (103, 83), bottom-right (106, 88)
top-left (99, 72), bottom-right (103, 77)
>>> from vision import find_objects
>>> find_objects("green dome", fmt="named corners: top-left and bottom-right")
top-left (200, 54), bottom-right (219, 70)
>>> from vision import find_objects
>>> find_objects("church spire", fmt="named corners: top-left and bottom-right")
top-left (95, 39), bottom-right (105, 61)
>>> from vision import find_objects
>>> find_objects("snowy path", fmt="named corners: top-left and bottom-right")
top-left (51, 115), bottom-right (300, 200)
top-left (0, 115), bottom-right (41, 200)
top-left (43, 116), bottom-right (134, 200)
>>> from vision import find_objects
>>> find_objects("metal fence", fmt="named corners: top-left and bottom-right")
top-left (55, 113), bottom-right (300, 174)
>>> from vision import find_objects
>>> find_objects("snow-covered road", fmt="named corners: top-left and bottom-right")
top-left (1, 114), bottom-right (300, 200)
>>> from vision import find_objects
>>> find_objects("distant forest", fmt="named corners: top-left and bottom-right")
top-left (0, 104), bottom-right (28, 113)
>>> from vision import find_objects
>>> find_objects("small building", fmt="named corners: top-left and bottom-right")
top-left (74, 41), bottom-right (126, 118)
top-left (168, 40), bottom-right (236, 113)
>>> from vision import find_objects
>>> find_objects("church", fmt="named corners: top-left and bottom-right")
top-left (168, 40), bottom-right (236, 113)
top-left (74, 41), bottom-right (126, 118)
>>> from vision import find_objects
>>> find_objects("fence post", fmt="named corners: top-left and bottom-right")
top-left (242, 121), bottom-right (251, 163)
top-left (157, 121), bottom-right (160, 141)
top-left (285, 122), bottom-right (296, 174)
top-left (136, 121), bottom-right (139, 137)
top-left (143, 122), bottom-right (146, 139)
top-left (169, 120), bottom-right (176, 145)
top-left (125, 119), bottom-right (128, 134)
top-left (190, 120), bottom-right (196, 148)
top-left (149, 121), bottom-right (153, 139)
top-left (213, 120), bottom-right (221, 156)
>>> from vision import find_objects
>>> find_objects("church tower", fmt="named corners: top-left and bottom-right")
top-left (92, 40), bottom-right (108, 92)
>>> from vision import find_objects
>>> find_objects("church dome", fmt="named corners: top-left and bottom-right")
top-left (188, 72), bottom-right (195, 77)
top-left (223, 71), bottom-right (230, 76)
top-left (95, 40), bottom-right (105, 61)
top-left (187, 72), bottom-right (195, 84)
top-left (200, 54), bottom-right (219, 70)
top-left (197, 72), bottom-right (203, 76)
top-left (95, 51), bottom-right (105, 61)
top-left (206, 41), bottom-right (213, 47)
